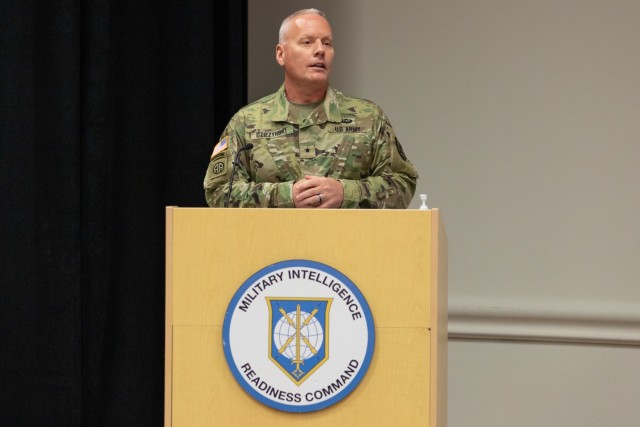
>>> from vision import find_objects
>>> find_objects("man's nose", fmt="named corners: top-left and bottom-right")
top-left (313, 40), bottom-right (325, 55)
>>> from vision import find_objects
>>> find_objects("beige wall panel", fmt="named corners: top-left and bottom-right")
top-left (247, 3), bottom-right (640, 426)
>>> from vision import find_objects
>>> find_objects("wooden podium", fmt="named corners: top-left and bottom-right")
top-left (165, 208), bottom-right (447, 426)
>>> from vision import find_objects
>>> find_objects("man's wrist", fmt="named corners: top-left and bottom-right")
top-left (274, 182), bottom-right (296, 208)
top-left (338, 179), bottom-right (360, 209)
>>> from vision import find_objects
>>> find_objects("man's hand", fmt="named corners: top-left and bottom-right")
top-left (292, 176), bottom-right (344, 208)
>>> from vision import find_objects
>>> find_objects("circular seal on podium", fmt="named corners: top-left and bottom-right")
top-left (222, 259), bottom-right (375, 412)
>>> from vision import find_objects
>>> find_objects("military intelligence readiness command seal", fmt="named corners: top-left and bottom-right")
top-left (222, 260), bottom-right (375, 412)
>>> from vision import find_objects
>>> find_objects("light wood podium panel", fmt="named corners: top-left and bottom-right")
top-left (166, 208), bottom-right (447, 426)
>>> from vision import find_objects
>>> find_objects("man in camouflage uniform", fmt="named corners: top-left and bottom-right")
top-left (204, 8), bottom-right (417, 208)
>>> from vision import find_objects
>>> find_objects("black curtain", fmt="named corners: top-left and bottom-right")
top-left (0, 1), bottom-right (247, 425)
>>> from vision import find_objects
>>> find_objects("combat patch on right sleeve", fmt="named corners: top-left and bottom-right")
top-left (204, 149), bottom-right (231, 189)
top-left (209, 157), bottom-right (226, 179)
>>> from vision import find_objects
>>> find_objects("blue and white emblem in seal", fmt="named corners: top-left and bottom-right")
top-left (222, 260), bottom-right (375, 412)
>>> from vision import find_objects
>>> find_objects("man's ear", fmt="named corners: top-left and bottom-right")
top-left (276, 44), bottom-right (285, 66)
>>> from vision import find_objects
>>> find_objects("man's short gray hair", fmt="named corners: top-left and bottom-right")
top-left (278, 8), bottom-right (326, 44)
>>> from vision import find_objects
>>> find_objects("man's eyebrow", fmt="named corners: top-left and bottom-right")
top-left (298, 33), bottom-right (333, 39)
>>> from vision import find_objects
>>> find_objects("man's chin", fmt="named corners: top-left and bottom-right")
top-left (304, 74), bottom-right (330, 86)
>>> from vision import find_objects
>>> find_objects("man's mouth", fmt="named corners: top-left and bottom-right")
top-left (310, 63), bottom-right (326, 69)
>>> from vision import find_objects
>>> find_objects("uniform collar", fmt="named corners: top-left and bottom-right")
top-left (269, 85), bottom-right (342, 125)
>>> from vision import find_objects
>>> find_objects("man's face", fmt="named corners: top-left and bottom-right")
top-left (276, 14), bottom-right (334, 90)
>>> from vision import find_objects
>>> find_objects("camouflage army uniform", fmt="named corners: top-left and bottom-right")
top-left (204, 85), bottom-right (418, 208)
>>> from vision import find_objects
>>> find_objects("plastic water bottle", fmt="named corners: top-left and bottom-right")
top-left (419, 194), bottom-right (429, 210)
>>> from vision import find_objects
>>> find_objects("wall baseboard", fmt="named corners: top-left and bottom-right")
top-left (448, 300), bottom-right (640, 346)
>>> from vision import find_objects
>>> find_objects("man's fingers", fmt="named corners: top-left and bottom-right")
top-left (293, 176), bottom-right (342, 208)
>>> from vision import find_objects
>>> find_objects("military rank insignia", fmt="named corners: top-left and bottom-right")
top-left (222, 260), bottom-right (375, 412)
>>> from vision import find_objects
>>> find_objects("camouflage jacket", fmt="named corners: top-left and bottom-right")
top-left (203, 85), bottom-right (418, 208)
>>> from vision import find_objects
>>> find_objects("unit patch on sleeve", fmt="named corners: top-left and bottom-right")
top-left (209, 158), bottom-right (226, 179)
top-left (395, 138), bottom-right (408, 161)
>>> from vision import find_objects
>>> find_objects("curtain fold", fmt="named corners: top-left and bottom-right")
top-left (0, 1), bottom-right (247, 425)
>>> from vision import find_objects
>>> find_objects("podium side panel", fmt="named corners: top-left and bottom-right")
top-left (430, 209), bottom-right (448, 427)
top-left (165, 207), bottom-right (174, 427)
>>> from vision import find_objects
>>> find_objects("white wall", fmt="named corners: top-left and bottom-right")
top-left (249, 1), bottom-right (640, 425)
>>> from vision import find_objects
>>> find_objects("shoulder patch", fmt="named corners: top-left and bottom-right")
top-left (209, 158), bottom-right (227, 179)
top-left (395, 138), bottom-right (408, 161)
top-left (211, 136), bottom-right (229, 159)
